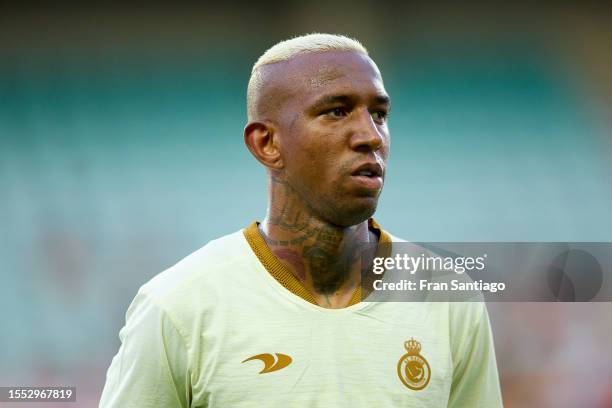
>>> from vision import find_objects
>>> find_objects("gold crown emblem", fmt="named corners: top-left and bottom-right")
top-left (404, 338), bottom-right (421, 355)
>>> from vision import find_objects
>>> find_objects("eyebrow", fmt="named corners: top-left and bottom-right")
top-left (309, 94), bottom-right (391, 111)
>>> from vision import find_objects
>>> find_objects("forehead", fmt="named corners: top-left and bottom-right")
top-left (279, 51), bottom-right (387, 104)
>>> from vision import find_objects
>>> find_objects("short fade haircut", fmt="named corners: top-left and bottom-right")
top-left (247, 33), bottom-right (369, 120)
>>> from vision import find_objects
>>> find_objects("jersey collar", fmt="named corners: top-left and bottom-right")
top-left (243, 219), bottom-right (391, 307)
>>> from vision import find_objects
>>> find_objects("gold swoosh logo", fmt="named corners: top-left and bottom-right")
top-left (241, 353), bottom-right (293, 373)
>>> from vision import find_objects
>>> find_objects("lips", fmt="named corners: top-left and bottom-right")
top-left (350, 162), bottom-right (384, 190)
top-left (351, 162), bottom-right (383, 178)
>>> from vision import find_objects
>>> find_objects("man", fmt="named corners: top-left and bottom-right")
top-left (100, 33), bottom-right (503, 407)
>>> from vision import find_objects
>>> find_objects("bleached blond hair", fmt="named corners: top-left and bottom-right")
top-left (247, 33), bottom-right (369, 120)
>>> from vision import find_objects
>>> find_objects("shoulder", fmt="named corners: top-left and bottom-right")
top-left (385, 232), bottom-right (405, 243)
top-left (379, 230), bottom-right (489, 330)
top-left (448, 301), bottom-right (489, 332)
top-left (136, 228), bottom-right (253, 315)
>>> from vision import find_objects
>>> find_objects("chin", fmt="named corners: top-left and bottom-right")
top-left (326, 198), bottom-right (379, 227)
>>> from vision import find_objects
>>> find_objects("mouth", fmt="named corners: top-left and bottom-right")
top-left (350, 162), bottom-right (384, 191)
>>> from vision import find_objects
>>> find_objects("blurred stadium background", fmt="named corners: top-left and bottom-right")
top-left (1, 2), bottom-right (611, 407)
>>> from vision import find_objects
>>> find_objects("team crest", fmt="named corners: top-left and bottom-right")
top-left (397, 338), bottom-right (431, 391)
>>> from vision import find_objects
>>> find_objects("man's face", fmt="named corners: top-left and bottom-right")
top-left (274, 51), bottom-right (391, 227)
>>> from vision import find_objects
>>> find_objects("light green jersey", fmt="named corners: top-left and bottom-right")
top-left (100, 223), bottom-right (502, 407)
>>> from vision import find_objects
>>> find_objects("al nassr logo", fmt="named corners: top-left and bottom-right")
top-left (397, 338), bottom-right (431, 391)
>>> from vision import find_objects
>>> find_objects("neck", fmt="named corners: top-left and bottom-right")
top-left (259, 176), bottom-right (377, 308)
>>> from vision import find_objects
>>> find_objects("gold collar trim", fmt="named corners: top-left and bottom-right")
top-left (243, 219), bottom-right (392, 307)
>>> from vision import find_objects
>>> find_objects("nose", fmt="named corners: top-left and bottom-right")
top-left (348, 108), bottom-right (385, 153)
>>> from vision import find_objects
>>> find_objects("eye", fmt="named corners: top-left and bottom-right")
top-left (326, 107), bottom-right (348, 118)
top-left (371, 110), bottom-right (388, 123)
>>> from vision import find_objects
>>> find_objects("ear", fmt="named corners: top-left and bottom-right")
top-left (244, 121), bottom-right (284, 170)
